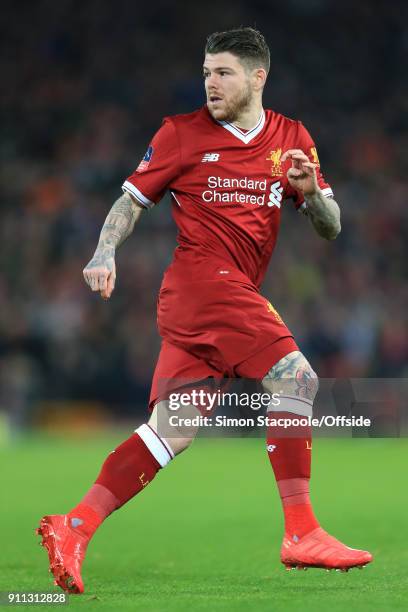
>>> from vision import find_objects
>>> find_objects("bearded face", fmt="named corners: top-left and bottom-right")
top-left (208, 79), bottom-right (253, 123)
top-left (204, 52), bottom-right (257, 124)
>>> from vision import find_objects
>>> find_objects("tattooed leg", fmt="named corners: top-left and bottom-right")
top-left (261, 351), bottom-right (318, 415)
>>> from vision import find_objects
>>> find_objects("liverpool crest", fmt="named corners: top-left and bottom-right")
top-left (266, 148), bottom-right (283, 177)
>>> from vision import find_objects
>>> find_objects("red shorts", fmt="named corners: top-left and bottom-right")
top-left (149, 261), bottom-right (298, 410)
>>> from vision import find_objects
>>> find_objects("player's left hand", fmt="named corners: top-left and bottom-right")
top-left (281, 149), bottom-right (318, 196)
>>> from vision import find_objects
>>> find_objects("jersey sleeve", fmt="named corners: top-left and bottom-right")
top-left (122, 118), bottom-right (181, 209)
top-left (285, 122), bottom-right (333, 212)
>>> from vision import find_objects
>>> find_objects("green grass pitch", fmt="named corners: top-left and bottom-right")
top-left (1, 434), bottom-right (407, 611)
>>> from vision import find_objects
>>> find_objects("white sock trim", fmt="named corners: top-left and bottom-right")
top-left (267, 395), bottom-right (313, 417)
top-left (147, 424), bottom-right (175, 459)
top-left (135, 424), bottom-right (174, 468)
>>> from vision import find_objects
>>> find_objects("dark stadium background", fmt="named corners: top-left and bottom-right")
top-left (1, 0), bottom-right (407, 432)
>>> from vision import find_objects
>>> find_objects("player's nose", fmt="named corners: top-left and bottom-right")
top-left (206, 74), bottom-right (220, 90)
top-left (207, 85), bottom-right (222, 98)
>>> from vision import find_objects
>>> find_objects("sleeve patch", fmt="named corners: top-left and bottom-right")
top-left (137, 145), bottom-right (154, 172)
top-left (310, 147), bottom-right (320, 164)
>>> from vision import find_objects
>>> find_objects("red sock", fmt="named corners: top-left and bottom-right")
top-left (68, 424), bottom-right (174, 539)
top-left (266, 411), bottom-right (319, 540)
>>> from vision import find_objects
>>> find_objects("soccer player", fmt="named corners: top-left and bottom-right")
top-left (37, 28), bottom-right (372, 593)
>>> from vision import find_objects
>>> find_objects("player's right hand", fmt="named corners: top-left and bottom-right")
top-left (83, 254), bottom-right (116, 300)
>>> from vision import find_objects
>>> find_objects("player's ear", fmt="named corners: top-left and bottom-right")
top-left (252, 67), bottom-right (267, 92)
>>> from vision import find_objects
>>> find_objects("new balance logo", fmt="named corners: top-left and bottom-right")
top-left (202, 153), bottom-right (220, 162)
top-left (268, 180), bottom-right (283, 208)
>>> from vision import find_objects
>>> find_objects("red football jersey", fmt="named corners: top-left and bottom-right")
top-left (123, 106), bottom-right (333, 288)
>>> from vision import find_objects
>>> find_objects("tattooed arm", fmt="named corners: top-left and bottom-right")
top-left (281, 149), bottom-right (341, 240)
top-left (302, 191), bottom-right (341, 241)
top-left (83, 192), bottom-right (144, 299)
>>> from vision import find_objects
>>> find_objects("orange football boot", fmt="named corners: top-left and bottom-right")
top-left (36, 515), bottom-right (89, 594)
top-left (281, 527), bottom-right (373, 571)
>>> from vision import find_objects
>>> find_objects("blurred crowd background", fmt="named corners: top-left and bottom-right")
top-left (1, 0), bottom-right (407, 429)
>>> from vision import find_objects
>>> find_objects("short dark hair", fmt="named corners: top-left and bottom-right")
top-left (205, 27), bottom-right (270, 74)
